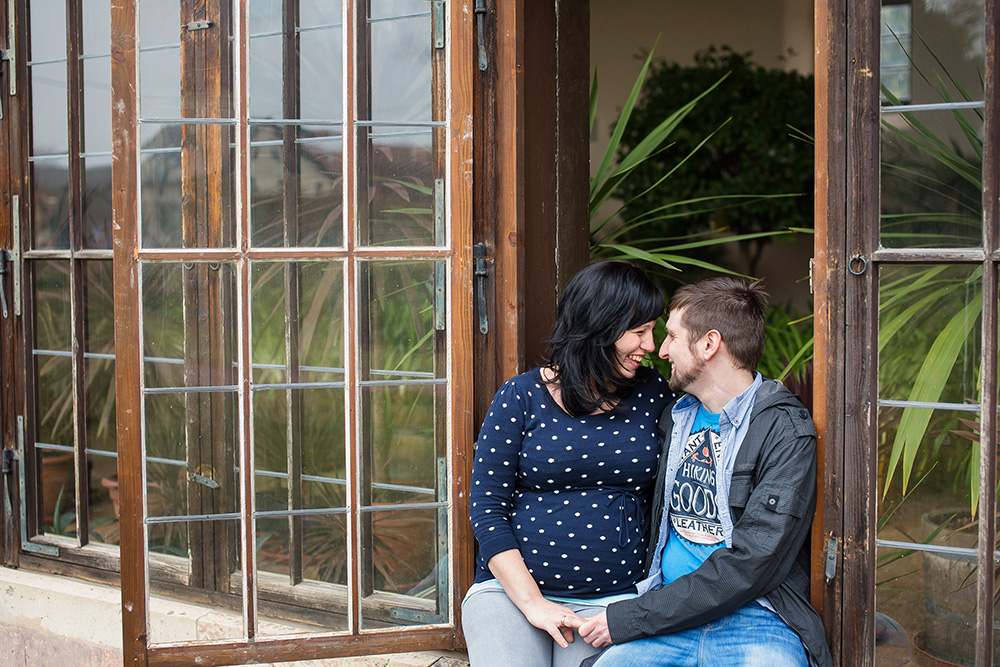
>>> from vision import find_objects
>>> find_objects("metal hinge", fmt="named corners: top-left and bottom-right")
top-left (808, 257), bottom-right (814, 295)
top-left (824, 534), bottom-right (838, 582)
top-left (2, 194), bottom-right (21, 317)
top-left (432, 1), bottom-right (445, 49)
top-left (184, 20), bottom-right (213, 31)
top-left (4, 0), bottom-right (14, 96)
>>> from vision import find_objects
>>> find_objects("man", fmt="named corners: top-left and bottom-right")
top-left (573, 277), bottom-right (832, 666)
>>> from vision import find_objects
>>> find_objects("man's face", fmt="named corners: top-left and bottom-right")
top-left (659, 308), bottom-right (705, 394)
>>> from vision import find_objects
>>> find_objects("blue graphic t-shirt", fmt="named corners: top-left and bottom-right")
top-left (660, 404), bottom-right (726, 585)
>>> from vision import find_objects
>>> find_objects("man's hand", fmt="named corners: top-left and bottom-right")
top-left (521, 599), bottom-right (585, 648)
top-left (573, 610), bottom-right (614, 648)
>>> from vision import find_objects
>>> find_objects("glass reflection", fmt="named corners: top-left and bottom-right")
top-left (367, 1), bottom-right (433, 123)
top-left (880, 110), bottom-right (983, 248)
top-left (147, 521), bottom-right (241, 644)
top-left (142, 262), bottom-right (237, 389)
top-left (360, 507), bottom-right (447, 628)
top-left (878, 264), bottom-right (981, 405)
top-left (880, 0), bottom-right (984, 109)
top-left (84, 261), bottom-right (116, 453)
top-left (140, 124), bottom-right (235, 249)
top-left (249, 128), bottom-right (344, 247)
top-left (362, 128), bottom-right (437, 246)
top-left (83, 157), bottom-right (113, 249)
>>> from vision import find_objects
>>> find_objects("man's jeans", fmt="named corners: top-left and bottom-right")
top-left (592, 602), bottom-right (809, 667)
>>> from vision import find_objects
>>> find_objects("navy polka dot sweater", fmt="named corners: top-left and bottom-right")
top-left (470, 366), bottom-right (671, 598)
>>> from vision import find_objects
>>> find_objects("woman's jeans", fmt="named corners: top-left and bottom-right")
top-left (591, 602), bottom-right (809, 667)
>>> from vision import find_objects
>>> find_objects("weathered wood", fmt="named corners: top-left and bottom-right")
top-left (975, 3), bottom-right (999, 665)
top-left (449, 0), bottom-right (475, 647)
top-left (842, 0), bottom-right (880, 664)
top-left (813, 1), bottom-right (847, 664)
top-left (110, 0), bottom-right (147, 663)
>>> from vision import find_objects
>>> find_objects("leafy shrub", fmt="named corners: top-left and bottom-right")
top-left (614, 46), bottom-right (814, 275)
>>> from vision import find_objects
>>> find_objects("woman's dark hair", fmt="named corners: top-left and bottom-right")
top-left (546, 260), bottom-right (664, 417)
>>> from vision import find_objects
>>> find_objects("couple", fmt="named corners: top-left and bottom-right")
top-left (463, 261), bottom-right (832, 667)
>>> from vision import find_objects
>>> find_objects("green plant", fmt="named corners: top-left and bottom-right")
top-left (588, 43), bottom-right (799, 286)
top-left (608, 46), bottom-right (815, 276)
top-left (877, 35), bottom-right (985, 512)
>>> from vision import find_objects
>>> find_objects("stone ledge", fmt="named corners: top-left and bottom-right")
top-left (0, 567), bottom-right (469, 667)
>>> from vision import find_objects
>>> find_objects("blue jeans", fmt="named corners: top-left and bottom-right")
top-left (592, 603), bottom-right (809, 667)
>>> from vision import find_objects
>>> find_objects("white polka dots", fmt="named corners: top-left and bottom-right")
top-left (469, 367), bottom-right (673, 597)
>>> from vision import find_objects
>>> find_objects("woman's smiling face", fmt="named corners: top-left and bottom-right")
top-left (613, 320), bottom-right (657, 378)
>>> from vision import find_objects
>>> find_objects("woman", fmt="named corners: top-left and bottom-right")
top-left (463, 261), bottom-right (672, 667)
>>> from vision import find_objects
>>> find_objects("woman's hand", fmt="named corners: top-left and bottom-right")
top-left (520, 598), bottom-right (585, 648)
top-left (486, 549), bottom-right (584, 648)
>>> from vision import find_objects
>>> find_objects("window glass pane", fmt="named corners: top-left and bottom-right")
top-left (142, 262), bottom-right (237, 389)
top-left (83, 156), bottom-right (113, 248)
top-left (84, 260), bottom-right (116, 453)
top-left (881, 0), bottom-right (984, 108)
top-left (82, 0), bottom-right (111, 56)
top-left (30, 0), bottom-right (66, 62)
top-left (367, 1), bottom-right (432, 123)
top-left (31, 58), bottom-right (70, 250)
top-left (85, 260), bottom-right (118, 547)
top-left (147, 520), bottom-right (242, 644)
top-left (300, 27), bottom-right (343, 122)
top-left (33, 260), bottom-right (74, 532)
top-left (248, 32), bottom-right (282, 120)
top-left (138, 2), bottom-right (180, 118)
top-left (146, 391), bottom-right (239, 519)
top-left (363, 384), bottom-right (443, 506)
top-left (83, 58), bottom-right (112, 155)
top-left (31, 63), bottom-right (68, 156)
top-left (880, 4), bottom-right (911, 102)
top-left (880, 110), bottom-right (983, 248)
top-left (255, 515), bottom-right (351, 636)
top-left (140, 123), bottom-right (236, 249)
top-left (878, 265), bottom-right (981, 404)
top-left (250, 126), bottom-right (343, 247)
top-left (360, 127), bottom-right (439, 247)
top-left (139, 46), bottom-right (181, 119)
top-left (31, 157), bottom-right (71, 249)
top-left (38, 447), bottom-right (75, 535)
top-left (361, 260), bottom-right (443, 377)
top-left (360, 507), bottom-right (447, 628)
top-left (359, 259), bottom-right (447, 628)
top-left (89, 451), bottom-right (120, 546)
top-left (876, 261), bottom-right (985, 662)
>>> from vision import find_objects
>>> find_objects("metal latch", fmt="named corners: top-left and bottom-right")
top-left (473, 243), bottom-right (489, 335)
top-left (474, 0), bottom-right (488, 70)
top-left (184, 20), bottom-right (213, 31)
top-left (824, 535), bottom-right (839, 582)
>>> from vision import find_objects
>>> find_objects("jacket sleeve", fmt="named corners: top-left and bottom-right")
top-left (606, 407), bottom-right (817, 643)
top-left (469, 378), bottom-right (529, 564)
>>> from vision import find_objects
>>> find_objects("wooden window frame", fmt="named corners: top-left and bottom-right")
top-left (816, 0), bottom-right (1000, 663)
top-left (108, 0), bottom-right (474, 664)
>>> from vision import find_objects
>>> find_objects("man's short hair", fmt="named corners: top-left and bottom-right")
top-left (669, 277), bottom-right (769, 372)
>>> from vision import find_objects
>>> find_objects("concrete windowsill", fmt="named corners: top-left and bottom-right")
top-left (0, 567), bottom-right (469, 666)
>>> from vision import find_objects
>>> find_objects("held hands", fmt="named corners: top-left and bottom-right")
top-left (571, 611), bottom-right (614, 648)
top-left (522, 599), bottom-right (586, 648)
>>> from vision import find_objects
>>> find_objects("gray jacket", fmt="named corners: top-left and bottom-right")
top-left (604, 380), bottom-right (833, 667)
